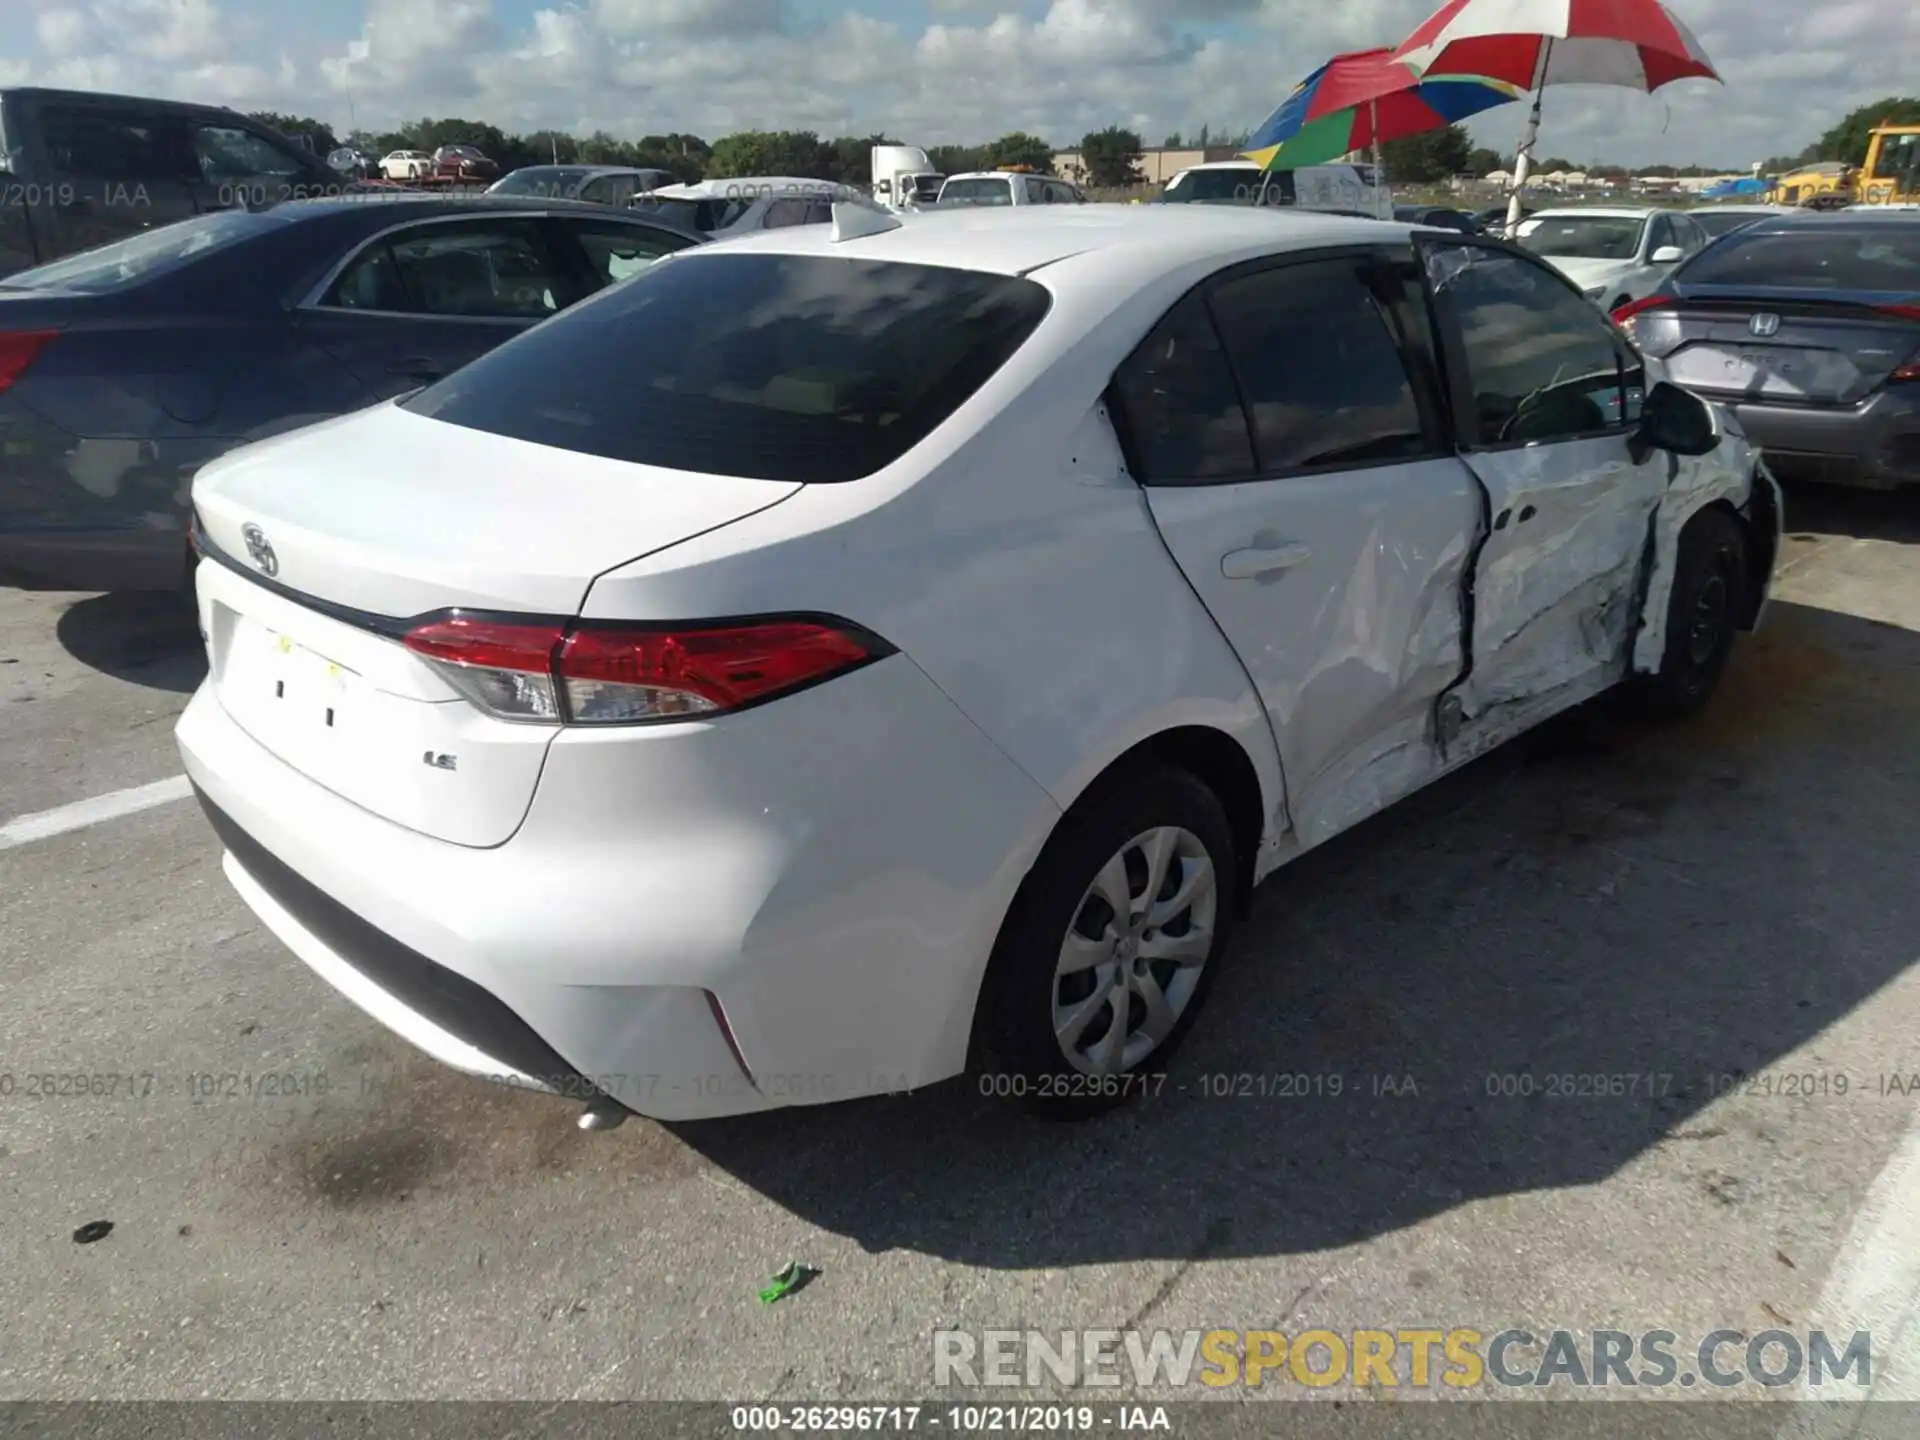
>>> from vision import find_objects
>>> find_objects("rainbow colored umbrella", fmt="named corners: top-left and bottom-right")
top-left (1241, 47), bottom-right (1525, 171)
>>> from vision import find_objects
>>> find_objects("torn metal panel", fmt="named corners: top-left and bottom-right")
top-left (1144, 457), bottom-right (1480, 854)
top-left (1453, 437), bottom-right (1669, 716)
top-left (1630, 415), bottom-right (1777, 673)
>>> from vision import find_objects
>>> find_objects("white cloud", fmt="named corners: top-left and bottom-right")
top-left (0, 0), bottom-right (1911, 165)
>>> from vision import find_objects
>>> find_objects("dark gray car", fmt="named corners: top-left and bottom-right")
top-left (0, 195), bottom-right (702, 591)
top-left (1620, 212), bottom-right (1920, 489)
top-left (487, 165), bottom-right (676, 205)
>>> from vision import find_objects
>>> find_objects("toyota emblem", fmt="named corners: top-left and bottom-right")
top-left (241, 523), bottom-right (278, 577)
top-left (1749, 312), bottom-right (1781, 338)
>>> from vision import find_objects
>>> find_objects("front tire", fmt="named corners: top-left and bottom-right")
top-left (975, 767), bottom-right (1237, 1119)
top-left (1632, 507), bottom-right (1749, 717)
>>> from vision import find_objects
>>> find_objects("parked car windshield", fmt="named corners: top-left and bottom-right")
top-left (1691, 210), bottom-right (1773, 238)
top-left (1514, 215), bottom-right (1647, 260)
top-left (0, 209), bottom-right (292, 292)
top-left (1676, 225), bottom-right (1920, 291)
top-left (1160, 169), bottom-right (1261, 204)
top-left (402, 253), bottom-right (1052, 483)
top-left (939, 177), bottom-right (1015, 206)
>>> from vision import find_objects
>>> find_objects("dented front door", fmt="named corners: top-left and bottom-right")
top-left (1419, 240), bottom-right (1665, 726)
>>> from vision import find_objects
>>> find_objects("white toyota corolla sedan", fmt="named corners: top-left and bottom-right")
top-left (177, 203), bottom-right (1784, 1125)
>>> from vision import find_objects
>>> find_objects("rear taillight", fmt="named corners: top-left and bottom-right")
top-left (401, 614), bottom-right (890, 724)
top-left (1610, 295), bottom-right (1673, 337)
top-left (0, 330), bottom-right (58, 391)
top-left (1879, 306), bottom-right (1920, 383)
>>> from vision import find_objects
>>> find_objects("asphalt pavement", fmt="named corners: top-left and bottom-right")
top-left (1, 483), bottom-right (1918, 1417)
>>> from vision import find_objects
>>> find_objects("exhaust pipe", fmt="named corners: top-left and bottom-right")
top-left (577, 1097), bottom-right (629, 1132)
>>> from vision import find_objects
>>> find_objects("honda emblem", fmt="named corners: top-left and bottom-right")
top-left (1749, 312), bottom-right (1781, 338)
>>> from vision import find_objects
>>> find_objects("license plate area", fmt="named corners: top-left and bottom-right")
top-left (217, 612), bottom-right (371, 765)
top-left (1670, 343), bottom-right (1853, 399)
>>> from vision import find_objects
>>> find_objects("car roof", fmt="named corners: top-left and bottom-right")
top-left (671, 202), bottom-right (1413, 278)
top-left (0, 86), bottom-right (242, 119)
top-left (264, 192), bottom-right (702, 237)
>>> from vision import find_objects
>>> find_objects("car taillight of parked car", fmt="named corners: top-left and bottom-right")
top-left (0, 330), bottom-right (58, 392)
top-left (400, 614), bottom-right (891, 724)
top-left (1610, 294), bottom-right (1674, 338)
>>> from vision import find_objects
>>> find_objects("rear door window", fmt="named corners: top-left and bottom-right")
top-left (1109, 294), bottom-right (1256, 483)
top-left (38, 103), bottom-right (193, 181)
top-left (401, 253), bottom-right (1053, 482)
top-left (326, 219), bottom-right (574, 318)
top-left (1207, 258), bottom-right (1437, 472)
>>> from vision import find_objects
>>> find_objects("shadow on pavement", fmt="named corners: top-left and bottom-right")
top-left (1780, 480), bottom-right (1920, 545)
top-left (55, 589), bottom-right (205, 694)
top-left (676, 594), bottom-right (1920, 1267)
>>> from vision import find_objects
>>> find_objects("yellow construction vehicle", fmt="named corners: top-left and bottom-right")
top-left (1856, 123), bottom-right (1920, 205)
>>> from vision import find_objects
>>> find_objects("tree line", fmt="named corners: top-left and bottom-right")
top-left (250, 93), bottom-right (1920, 191)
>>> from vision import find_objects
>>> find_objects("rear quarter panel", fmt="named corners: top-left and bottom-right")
top-left (580, 263), bottom-right (1289, 851)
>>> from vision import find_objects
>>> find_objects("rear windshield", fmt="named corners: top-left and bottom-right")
top-left (0, 208), bottom-right (289, 292)
top-left (939, 177), bottom-right (1014, 206)
top-left (401, 253), bottom-right (1053, 483)
top-left (1677, 225), bottom-right (1920, 291)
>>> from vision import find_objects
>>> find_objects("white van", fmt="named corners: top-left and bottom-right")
top-left (1157, 160), bottom-right (1393, 220)
top-left (935, 170), bottom-right (1089, 208)
top-left (871, 145), bottom-right (944, 211)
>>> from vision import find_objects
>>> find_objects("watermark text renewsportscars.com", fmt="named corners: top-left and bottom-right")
top-left (933, 1327), bottom-right (1874, 1391)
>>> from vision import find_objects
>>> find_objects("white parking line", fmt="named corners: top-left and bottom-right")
top-left (1775, 1093), bottom-right (1920, 1435)
top-left (0, 775), bottom-right (194, 851)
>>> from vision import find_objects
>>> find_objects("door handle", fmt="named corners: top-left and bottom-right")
top-left (1221, 542), bottom-right (1311, 580)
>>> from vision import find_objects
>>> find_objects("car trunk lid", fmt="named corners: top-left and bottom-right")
top-left (1638, 287), bottom-right (1920, 406)
top-left (192, 402), bottom-right (800, 847)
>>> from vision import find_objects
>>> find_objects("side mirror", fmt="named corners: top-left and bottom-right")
top-left (1631, 380), bottom-right (1718, 461)
top-left (1650, 244), bottom-right (1685, 265)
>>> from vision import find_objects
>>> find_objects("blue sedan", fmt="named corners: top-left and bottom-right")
top-left (0, 194), bottom-right (703, 592)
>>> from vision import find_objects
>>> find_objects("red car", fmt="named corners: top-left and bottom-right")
top-left (432, 145), bottom-right (499, 182)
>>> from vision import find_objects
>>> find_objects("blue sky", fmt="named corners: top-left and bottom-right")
top-left (0, 0), bottom-right (1911, 165)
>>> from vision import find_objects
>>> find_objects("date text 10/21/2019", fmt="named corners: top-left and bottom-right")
top-left (729, 1405), bottom-right (1172, 1432)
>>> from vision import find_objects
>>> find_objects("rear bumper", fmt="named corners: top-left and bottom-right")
top-left (1727, 389), bottom-right (1920, 488)
top-left (175, 639), bottom-right (1060, 1121)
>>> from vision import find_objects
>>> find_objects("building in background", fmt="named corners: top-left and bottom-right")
top-left (1051, 145), bottom-right (1241, 186)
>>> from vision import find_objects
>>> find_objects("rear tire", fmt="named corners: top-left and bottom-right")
top-left (974, 767), bottom-right (1237, 1119)
top-left (1631, 507), bottom-right (1749, 718)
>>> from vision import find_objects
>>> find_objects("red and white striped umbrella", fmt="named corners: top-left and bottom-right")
top-left (1393, 0), bottom-right (1719, 92)
top-left (1392, 0), bottom-right (1720, 228)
